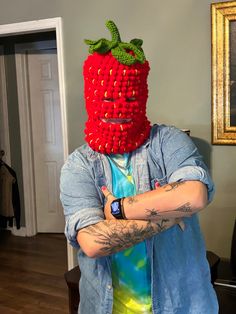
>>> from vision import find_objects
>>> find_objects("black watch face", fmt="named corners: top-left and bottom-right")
top-left (111, 200), bottom-right (120, 215)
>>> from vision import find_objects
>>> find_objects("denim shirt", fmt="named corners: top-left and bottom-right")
top-left (60, 124), bottom-right (218, 314)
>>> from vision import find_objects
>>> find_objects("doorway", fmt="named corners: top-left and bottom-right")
top-left (0, 18), bottom-right (74, 269)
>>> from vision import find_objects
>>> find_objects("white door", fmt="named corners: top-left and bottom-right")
top-left (28, 47), bottom-right (65, 232)
top-left (16, 43), bottom-right (65, 233)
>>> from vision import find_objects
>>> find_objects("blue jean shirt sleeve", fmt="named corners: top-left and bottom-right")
top-left (60, 151), bottom-right (104, 248)
top-left (159, 126), bottom-right (215, 202)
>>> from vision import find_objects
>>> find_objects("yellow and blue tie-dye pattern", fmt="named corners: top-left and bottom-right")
top-left (107, 154), bottom-right (152, 314)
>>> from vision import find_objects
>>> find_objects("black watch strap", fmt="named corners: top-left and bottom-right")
top-left (111, 198), bottom-right (125, 219)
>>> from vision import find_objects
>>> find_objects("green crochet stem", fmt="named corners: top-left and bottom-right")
top-left (84, 20), bottom-right (146, 65)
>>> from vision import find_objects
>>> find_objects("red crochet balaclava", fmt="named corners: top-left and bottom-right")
top-left (83, 20), bottom-right (151, 154)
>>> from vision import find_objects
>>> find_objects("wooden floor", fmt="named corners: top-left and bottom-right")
top-left (0, 230), bottom-right (69, 314)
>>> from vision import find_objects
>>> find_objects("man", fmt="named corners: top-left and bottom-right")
top-left (60, 20), bottom-right (218, 314)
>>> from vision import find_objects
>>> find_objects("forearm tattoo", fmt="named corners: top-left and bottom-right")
top-left (80, 219), bottom-right (170, 256)
top-left (145, 208), bottom-right (160, 218)
top-left (164, 181), bottom-right (185, 192)
top-left (145, 202), bottom-right (192, 218)
top-left (175, 202), bottom-right (192, 213)
top-left (144, 181), bottom-right (192, 218)
top-left (126, 196), bottom-right (138, 205)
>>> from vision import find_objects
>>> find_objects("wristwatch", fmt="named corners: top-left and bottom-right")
top-left (111, 198), bottom-right (125, 219)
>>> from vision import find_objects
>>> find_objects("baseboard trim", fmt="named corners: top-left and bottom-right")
top-left (7, 226), bottom-right (27, 237)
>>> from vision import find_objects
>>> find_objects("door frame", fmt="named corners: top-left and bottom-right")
top-left (0, 45), bottom-right (11, 165)
top-left (0, 18), bottom-right (75, 269)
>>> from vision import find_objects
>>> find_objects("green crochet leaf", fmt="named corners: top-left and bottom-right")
top-left (105, 20), bottom-right (121, 43)
top-left (84, 39), bottom-right (100, 45)
top-left (130, 38), bottom-right (143, 48)
top-left (111, 46), bottom-right (136, 66)
top-left (84, 20), bottom-right (146, 65)
top-left (119, 42), bottom-right (145, 64)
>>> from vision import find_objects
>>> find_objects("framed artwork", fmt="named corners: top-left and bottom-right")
top-left (212, 1), bottom-right (236, 144)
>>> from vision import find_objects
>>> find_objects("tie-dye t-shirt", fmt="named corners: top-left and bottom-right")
top-left (107, 154), bottom-right (152, 314)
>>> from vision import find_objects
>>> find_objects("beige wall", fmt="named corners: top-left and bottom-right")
top-left (0, 0), bottom-right (235, 258)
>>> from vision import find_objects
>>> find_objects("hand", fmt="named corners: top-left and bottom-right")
top-left (101, 186), bottom-right (116, 220)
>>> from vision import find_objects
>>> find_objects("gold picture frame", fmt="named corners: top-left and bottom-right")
top-left (212, 1), bottom-right (236, 144)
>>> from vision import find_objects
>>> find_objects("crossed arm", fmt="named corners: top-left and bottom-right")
top-left (77, 180), bottom-right (208, 258)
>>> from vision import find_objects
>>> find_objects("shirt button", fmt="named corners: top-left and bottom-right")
top-left (107, 284), bottom-right (112, 289)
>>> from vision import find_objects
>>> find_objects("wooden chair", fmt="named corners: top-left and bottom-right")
top-left (214, 219), bottom-right (236, 314)
top-left (64, 265), bottom-right (81, 314)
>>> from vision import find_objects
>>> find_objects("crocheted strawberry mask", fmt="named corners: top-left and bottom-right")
top-left (83, 21), bottom-right (151, 154)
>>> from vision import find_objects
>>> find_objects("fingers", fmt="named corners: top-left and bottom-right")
top-left (101, 186), bottom-right (111, 197)
top-left (101, 186), bottom-right (114, 204)
top-left (101, 187), bottom-right (115, 219)
top-left (155, 181), bottom-right (160, 189)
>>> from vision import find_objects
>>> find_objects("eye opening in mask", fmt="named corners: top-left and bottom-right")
top-left (126, 97), bottom-right (136, 102)
top-left (102, 97), bottom-right (136, 103)
top-left (103, 97), bottom-right (115, 102)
